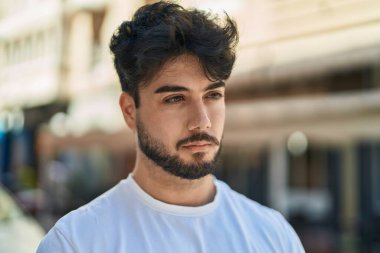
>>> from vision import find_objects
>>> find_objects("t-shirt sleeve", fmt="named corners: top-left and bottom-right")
top-left (36, 226), bottom-right (77, 253)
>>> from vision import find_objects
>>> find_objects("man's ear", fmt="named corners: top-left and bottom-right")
top-left (119, 92), bottom-right (137, 130)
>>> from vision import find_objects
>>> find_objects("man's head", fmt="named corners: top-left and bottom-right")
top-left (110, 1), bottom-right (238, 180)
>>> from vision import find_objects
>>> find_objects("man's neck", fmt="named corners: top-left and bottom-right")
top-left (131, 156), bottom-right (216, 207)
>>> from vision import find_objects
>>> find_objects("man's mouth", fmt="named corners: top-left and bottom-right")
top-left (176, 132), bottom-right (220, 150)
top-left (182, 141), bottom-right (213, 151)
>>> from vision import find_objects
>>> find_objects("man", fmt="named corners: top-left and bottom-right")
top-left (38, 1), bottom-right (305, 252)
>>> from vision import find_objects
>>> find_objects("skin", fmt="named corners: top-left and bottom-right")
top-left (119, 54), bottom-right (226, 206)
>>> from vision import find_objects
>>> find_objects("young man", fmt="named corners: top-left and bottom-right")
top-left (38, 2), bottom-right (305, 252)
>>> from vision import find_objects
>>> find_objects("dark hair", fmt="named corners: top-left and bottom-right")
top-left (109, 1), bottom-right (238, 107)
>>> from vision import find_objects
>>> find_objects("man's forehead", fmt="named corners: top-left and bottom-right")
top-left (141, 55), bottom-right (224, 92)
top-left (154, 55), bottom-right (203, 79)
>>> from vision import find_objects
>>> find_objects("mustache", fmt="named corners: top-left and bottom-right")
top-left (176, 132), bottom-right (220, 150)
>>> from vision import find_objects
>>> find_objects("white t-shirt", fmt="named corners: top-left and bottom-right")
top-left (37, 175), bottom-right (305, 253)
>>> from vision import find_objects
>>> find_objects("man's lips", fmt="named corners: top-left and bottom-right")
top-left (182, 142), bottom-right (213, 151)
top-left (182, 141), bottom-right (211, 147)
top-left (176, 132), bottom-right (219, 150)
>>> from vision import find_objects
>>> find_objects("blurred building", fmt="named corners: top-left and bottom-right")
top-left (1, 0), bottom-right (380, 252)
top-left (0, 0), bottom-right (66, 191)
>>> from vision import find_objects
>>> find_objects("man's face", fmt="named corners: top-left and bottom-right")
top-left (135, 55), bottom-right (225, 179)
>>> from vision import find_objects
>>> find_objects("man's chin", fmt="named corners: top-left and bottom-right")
top-left (155, 151), bottom-right (219, 180)
top-left (181, 145), bottom-right (218, 156)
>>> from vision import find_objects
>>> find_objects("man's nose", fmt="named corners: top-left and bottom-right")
top-left (187, 101), bottom-right (211, 131)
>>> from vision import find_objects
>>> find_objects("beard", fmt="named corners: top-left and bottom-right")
top-left (136, 118), bottom-right (221, 180)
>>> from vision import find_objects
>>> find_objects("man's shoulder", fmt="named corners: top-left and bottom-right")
top-left (216, 179), bottom-right (273, 212)
top-left (216, 179), bottom-right (290, 229)
top-left (37, 179), bottom-right (137, 252)
top-left (54, 180), bottom-right (127, 234)
top-left (215, 179), bottom-right (304, 252)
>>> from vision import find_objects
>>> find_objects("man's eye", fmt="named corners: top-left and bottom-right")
top-left (164, 96), bottom-right (184, 104)
top-left (205, 92), bottom-right (223, 100)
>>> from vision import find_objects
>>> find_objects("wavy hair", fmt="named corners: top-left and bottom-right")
top-left (109, 1), bottom-right (238, 107)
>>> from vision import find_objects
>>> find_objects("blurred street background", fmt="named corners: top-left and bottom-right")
top-left (1, 0), bottom-right (380, 252)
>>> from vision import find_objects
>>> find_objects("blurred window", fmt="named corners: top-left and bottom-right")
top-left (288, 147), bottom-right (327, 189)
top-left (90, 9), bottom-right (106, 67)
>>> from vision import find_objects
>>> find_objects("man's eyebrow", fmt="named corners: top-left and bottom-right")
top-left (204, 81), bottom-right (225, 91)
top-left (154, 85), bottom-right (189, 93)
top-left (154, 81), bottom-right (225, 94)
